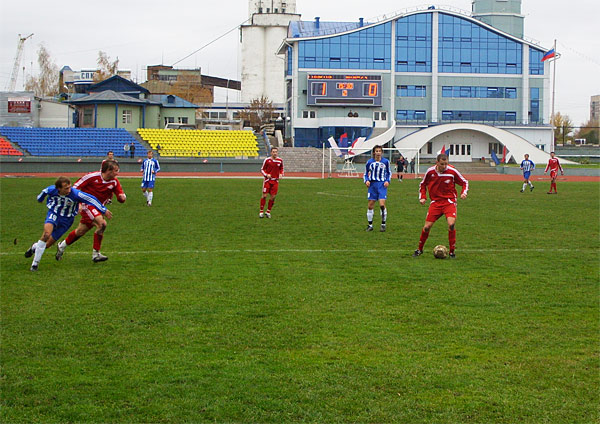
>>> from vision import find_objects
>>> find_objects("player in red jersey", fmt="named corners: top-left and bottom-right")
top-left (259, 147), bottom-right (284, 218)
top-left (544, 151), bottom-right (564, 194)
top-left (55, 160), bottom-right (126, 262)
top-left (413, 153), bottom-right (469, 259)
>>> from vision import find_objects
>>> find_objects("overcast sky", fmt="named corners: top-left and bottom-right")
top-left (1, 0), bottom-right (598, 125)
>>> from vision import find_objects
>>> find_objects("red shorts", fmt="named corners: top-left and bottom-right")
top-left (79, 204), bottom-right (102, 227)
top-left (550, 170), bottom-right (558, 179)
top-left (426, 201), bottom-right (457, 222)
top-left (263, 179), bottom-right (279, 196)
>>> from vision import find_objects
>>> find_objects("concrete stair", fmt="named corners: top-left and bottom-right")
top-left (277, 147), bottom-right (335, 172)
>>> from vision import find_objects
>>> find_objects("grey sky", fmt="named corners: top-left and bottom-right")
top-left (1, 0), bottom-right (598, 125)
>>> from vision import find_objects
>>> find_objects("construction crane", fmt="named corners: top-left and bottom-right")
top-left (6, 33), bottom-right (34, 91)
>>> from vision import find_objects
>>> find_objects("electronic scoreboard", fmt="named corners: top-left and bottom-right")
top-left (307, 74), bottom-right (382, 107)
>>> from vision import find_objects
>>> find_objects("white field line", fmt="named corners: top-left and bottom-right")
top-left (316, 191), bottom-right (363, 198)
top-left (0, 247), bottom-right (591, 256)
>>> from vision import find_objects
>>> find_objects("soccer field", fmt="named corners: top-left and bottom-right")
top-left (1, 177), bottom-right (598, 423)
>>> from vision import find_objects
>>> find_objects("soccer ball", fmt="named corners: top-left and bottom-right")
top-left (433, 245), bottom-right (449, 259)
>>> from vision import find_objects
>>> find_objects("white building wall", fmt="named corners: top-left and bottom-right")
top-left (241, 12), bottom-right (300, 104)
top-left (38, 100), bottom-right (74, 127)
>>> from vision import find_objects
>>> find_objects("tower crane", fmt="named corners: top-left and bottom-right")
top-left (6, 33), bottom-right (34, 91)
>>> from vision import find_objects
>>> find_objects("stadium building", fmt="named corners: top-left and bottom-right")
top-left (279, 0), bottom-right (555, 163)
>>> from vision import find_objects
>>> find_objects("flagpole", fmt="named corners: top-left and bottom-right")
top-left (551, 39), bottom-right (557, 152)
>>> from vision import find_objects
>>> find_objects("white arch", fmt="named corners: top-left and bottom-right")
top-left (393, 123), bottom-right (574, 164)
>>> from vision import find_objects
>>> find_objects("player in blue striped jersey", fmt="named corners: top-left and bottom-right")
top-left (364, 145), bottom-right (391, 232)
top-left (141, 150), bottom-right (160, 206)
top-left (24, 176), bottom-right (111, 271)
top-left (520, 154), bottom-right (535, 192)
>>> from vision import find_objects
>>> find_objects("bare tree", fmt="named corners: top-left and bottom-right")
top-left (93, 51), bottom-right (119, 82)
top-left (24, 44), bottom-right (59, 97)
top-left (239, 96), bottom-right (275, 131)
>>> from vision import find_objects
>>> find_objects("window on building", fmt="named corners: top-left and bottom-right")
top-left (83, 108), bottom-right (93, 126)
top-left (164, 117), bottom-right (175, 126)
top-left (302, 110), bottom-right (316, 118)
top-left (122, 109), bottom-right (132, 124)
top-left (374, 111), bottom-right (380, 120)
top-left (178, 117), bottom-right (188, 124)
top-left (381, 111), bottom-right (387, 120)
top-left (505, 88), bottom-right (517, 99)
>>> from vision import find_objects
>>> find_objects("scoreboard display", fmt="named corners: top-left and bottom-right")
top-left (307, 74), bottom-right (382, 107)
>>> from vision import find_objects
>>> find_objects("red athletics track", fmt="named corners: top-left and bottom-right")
top-left (1, 172), bottom-right (598, 181)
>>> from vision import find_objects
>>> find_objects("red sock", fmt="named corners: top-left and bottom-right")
top-left (93, 233), bottom-right (103, 251)
top-left (65, 230), bottom-right (80, 245)
top-left (267, 199), bottom-right (274, 212)
top-left (448, 229), bottom-right (456, 252)
top-left (553, 182), bottom-right (557, 192)
top-left (418, 229), bottom-right (430, 251)
top-left (260, 198), bottom-right (266, 212)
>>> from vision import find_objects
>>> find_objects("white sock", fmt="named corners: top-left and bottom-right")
top-left (58, 240), bottom-right (67, 250)
top-left (367, 209), bottom-right (374, 224)
top-left (148, 192), bottom-right (153, 203)
top-left (143, 191), bottom-right (148, 200)
top-left (529, 181), bottom-right (534, 187)
top-left (522, 183), bottom-right (527, 191)
top-left (32, 240), bottom-right (46, 265)
top-left (381, 207), bottom-right (387, 223)
top-left (30, 242), bottom-right (37, 252)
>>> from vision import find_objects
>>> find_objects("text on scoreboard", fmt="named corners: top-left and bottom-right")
top-left (307, 74), bottom-right (382, 107)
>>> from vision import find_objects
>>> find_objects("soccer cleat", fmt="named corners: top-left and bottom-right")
top-left (24, 247), bottom-right (34, 258)
top-left (412, 249), bottom-right (422, 257)
top-left (366, 225), bottom-right (374, 232)
top-left (92, 252), bottom-right (108, 263)
top-left (55, 244), bottom-right (65, 261)
top-left (449, 252), bottom-right (456, 259)
top-left (547, 192), bottom-right (553, 194)
top-left (30, 264), bottom-right (38, 272)
top-left (380, 224), bottom-right (386, 232)
top-left (259, 212), bottom-right (264, 218)
top-left (265, 212), bottom-right (271, 218)
top-left (530, 186), bottom-right (534, 192)
top-left (520, 189), bottom-right (524, 193)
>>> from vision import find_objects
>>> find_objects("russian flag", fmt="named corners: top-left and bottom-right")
top-left (439, 144), bottom-right (450, 156)
top-left (541, 48), bottom-right (556, 62)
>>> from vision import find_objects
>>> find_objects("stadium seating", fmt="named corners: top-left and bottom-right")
top-left (0, 127), bottom-right (144, 157)
top-left (137, 128), bottom-right (259, 158)
top-left (0, 137), bottom-right (23, 156)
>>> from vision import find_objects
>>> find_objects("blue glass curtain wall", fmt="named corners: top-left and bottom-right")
top-left (294, 126), bottom-right (373, 147)
top-left (441, 110), bottom-right (517, 122)
top-left (297, 23), bottom-right (391, 70)
top-left (397, 85), bottom-right (427, 97)
top-left (530, 87), bottom-right (540, 122)
top-left (287, 47), bottom-right (293, 76)
top-left (438, 13), bottom-right (522, 74)
top-left (395, 13), bottom-right (432, 72)
top-left (529, 49), bottom-right (545, 75)
top-left (442, 86), bottom-right (517, 98)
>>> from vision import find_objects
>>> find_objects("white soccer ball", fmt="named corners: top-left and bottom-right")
top-left (433, 245), bottom-right (449, 259)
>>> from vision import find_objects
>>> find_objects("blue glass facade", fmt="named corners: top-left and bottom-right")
top-left (395, 13), bottom-right (432, 72)
top-left (397, 85), bottom-right (427, 97)
top-left (529, 48), bottom-right (545, 75)
top-left (530, 87), bottom-right (540, 123)
top-left (441, 110), bottom-right (517, 122)
top-left (396, 110), bottom-right (427, 122)
top-left (442, 86), bottom-right (517, 99)
top-left (295, 126), bottom-right (372, 147)
top-left (438, 13), bottom-right (522, 74)
top-left (287, 47), bottom-right (292, 76)
top-left (297, 22), bottom-right (391, 70)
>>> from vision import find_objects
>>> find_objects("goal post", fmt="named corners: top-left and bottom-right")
top-left (322, 145), bottom-right (422, 179)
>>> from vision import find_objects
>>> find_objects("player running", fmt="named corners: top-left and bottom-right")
top-left (25, 176), bottom-right (111, 271)
top-left (519, 153), bottom-right (535, 192)
top-left (259, 147), bottom-right (284, 218)
top-left (544, 151), bottom-right (564, 194)
top-left (364, 145), bottom-right (391, 232)
top-left (141, 150), bottom-right (160, 206)
top-left (413, 153), bottom-right (469, 259)
top-left (55, 160), bottom-right (126, 262)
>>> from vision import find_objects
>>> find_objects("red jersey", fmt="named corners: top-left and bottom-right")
top-left (261, 157), bottom-right (284, 181)
top-left (74, 171), bottom-right (124, 205)
top-left (419, 165), bottom-right (469, 203)
top-left (544, 157), bottom-right (563, 173)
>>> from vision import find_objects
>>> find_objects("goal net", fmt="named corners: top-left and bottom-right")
top-left (321, 146), bottom-right (422, 179)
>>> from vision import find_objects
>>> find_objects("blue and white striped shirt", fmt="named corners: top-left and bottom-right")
top-left (38, 186), bottom-right (106, 218)
top-left (520, 159), bottom-right (535, 173)
top-left (141, 158), bottom-right (160, 182)
top-left (364, 158), bottom-right (391, 183)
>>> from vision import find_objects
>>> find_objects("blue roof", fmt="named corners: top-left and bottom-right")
top-left (289, 20), bottom-right (366, 38)
top-left (147, 94), bottom-right (199, 108)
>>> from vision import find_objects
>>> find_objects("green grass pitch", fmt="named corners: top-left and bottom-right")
top-left (1, 177), bottom-right (598, 423)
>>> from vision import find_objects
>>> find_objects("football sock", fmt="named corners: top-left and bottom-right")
top-left (30, 242), bottom-right (37, 252)
top-left (143, 191), bottom-right (148, 200)
top-left (267, 199), bottom-right (274, 212)
top-left (260, 198), bottom-right (266, 212)
top-left (65, 230), bottom-right (80, 245)
top-left (522, 183), bottom-right (527, 191)
top-left (418, 229), bottom-right (429, 251)
top-left (148, 192), bottom-right (154, 204)
top-left (32, 240), bottom-right (46, 265)
top-left (449, 229), bottom-right (456, 252)
top-left (528, 181), bottom-right (534, 187)
top-left (552, 182), bottom-right (557, 192)
top-left (93, 233), bottom-right (103, 251)
top-left (367, 209), bottom-right (374, 224)
top-left (380, 206), bottom-right (387, 224)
